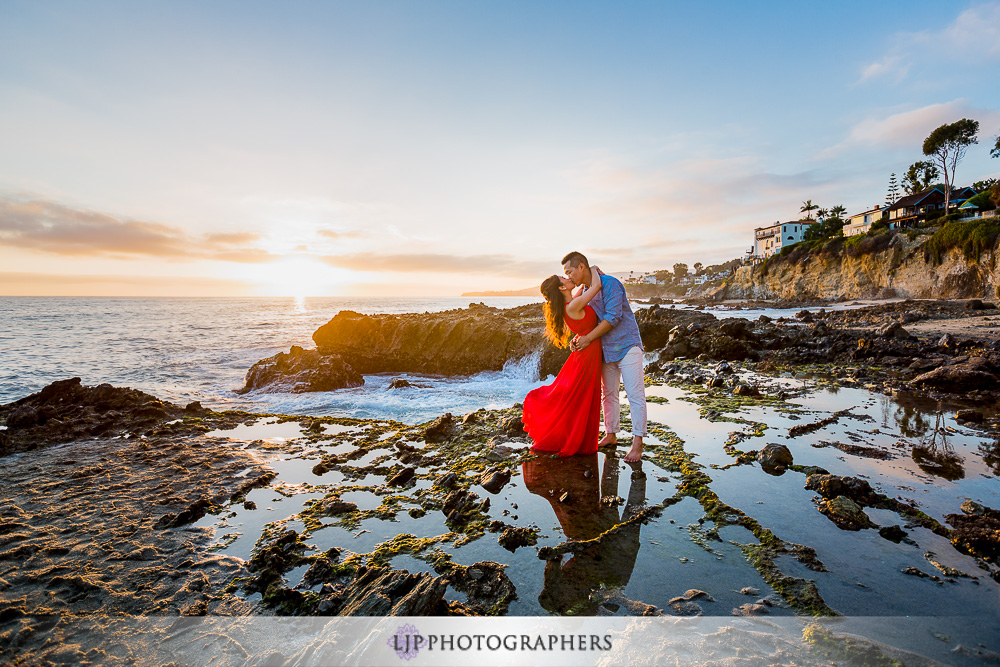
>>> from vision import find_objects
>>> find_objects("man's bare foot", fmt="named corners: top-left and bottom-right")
top-left (624, 437), bottom-right (643, 462)
top-left (598, 433), bottom-right (618, 447)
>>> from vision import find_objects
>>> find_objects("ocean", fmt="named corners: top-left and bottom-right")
top-left (0, 296), bottom-right (545, 423)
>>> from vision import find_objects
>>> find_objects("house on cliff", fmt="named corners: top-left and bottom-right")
top-left (887, 186), bottom-right (978, 227)
top-left (843, 205), bottom-right (887, 237)
top-left (747, 220), bottom-right (817, 262)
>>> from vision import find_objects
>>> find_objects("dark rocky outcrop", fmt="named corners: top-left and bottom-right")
top-left (909, 357), bottom-right (1000, 392)
top-left (241, 304), bottom-right (573, 394)
top-left (240, 345), bottom-right (363, 394)
top-left (757, 443), bottom-right (793, 474)
top-left (312, 305), bottom-right (566, 377)
top-left (946, 501), bottom-right (1000, 562)
top-left (0, 377), bottom-right (184, 454)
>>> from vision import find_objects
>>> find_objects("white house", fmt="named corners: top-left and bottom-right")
top-left (843, 205), bottom-right (885, 237)
top-left (751, 220), bottom-right (817, 260)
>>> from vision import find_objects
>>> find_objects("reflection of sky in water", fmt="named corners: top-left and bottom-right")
top-left (191, 373), bottom-right (999, 658)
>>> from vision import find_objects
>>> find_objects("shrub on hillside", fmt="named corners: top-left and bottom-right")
top-left (923, 219), bottom-right (1000, 266)
top-left (846, 230), bottom-right (894, 258)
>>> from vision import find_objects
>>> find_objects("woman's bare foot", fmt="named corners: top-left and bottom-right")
top-left (624, 436), bottom-right (643, 462)
top-left (598, 433), bottom-right (618, 447)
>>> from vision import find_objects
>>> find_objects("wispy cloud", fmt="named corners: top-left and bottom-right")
top-left (858, 2), bottom-right (1000, 84)
top-left (0, 196), bottom-right (275, 262)
top-left (821, 100), bottom-right (1000, 156)
top-left (319, 252), bottom-right (554, 277)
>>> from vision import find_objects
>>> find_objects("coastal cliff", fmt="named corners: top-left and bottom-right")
top-left (720, 231), bottom-right (1000, 301)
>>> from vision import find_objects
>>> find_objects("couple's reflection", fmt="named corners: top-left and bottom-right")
top-left (522, 451), bottom-right (645, 614)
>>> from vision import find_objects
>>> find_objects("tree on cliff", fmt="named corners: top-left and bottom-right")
top-left (886, 173), bottom-right (899, 206)
top-left (693, 262), bottom-right (703, 275)
top-left (902, 160), bottom-right (940, 195)
top-left (673, 263), bottom-right (689, 279)
top-left (923, 118), bottom-right (979, 213)
top-left (804, 214), bottom-right (846, 241)
top-left (992, 134), bottom-right (1000, 159)
top-left (799, 200), bottom-right (818, 220)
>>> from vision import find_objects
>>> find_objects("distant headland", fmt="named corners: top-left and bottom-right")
top-left (461, 287), bottom-right (539, 297)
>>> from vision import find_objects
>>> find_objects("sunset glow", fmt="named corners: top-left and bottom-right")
top-left (1, 1), bottom-right (998, 296)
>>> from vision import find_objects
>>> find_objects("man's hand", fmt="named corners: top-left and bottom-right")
top-left (570, 335), bottom-right (592, 352)
top-left (592, 265), bottom-right (604, 276)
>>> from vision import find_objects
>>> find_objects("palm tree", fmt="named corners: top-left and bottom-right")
top-left (800, 200), bottom-right (819, 220)
top-left (830, 205), bottom-right (847, 219)
top-left (816, 207), bottom-right (829, 221)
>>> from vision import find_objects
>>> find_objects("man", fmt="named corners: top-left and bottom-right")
top-left (562, 251), bottom-right (646, 462)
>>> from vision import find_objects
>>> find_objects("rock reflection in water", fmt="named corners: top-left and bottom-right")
top-left (522, 452), bottom-right (647, 615)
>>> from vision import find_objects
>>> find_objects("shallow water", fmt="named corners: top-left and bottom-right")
top-left (192, 371), bottom-right (1000, 663)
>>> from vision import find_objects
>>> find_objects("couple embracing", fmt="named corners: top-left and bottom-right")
top-left (522, 251), bottom-right (647, 462)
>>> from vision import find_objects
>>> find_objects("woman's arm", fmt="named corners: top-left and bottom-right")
top-left (564, 268), bottom-right (602, 319)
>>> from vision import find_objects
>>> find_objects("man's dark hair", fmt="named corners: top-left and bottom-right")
top-left (561, 251), bottom-right (589, 268)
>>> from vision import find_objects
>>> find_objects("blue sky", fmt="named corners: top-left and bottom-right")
top-left (1, 1), bottom-right (999, 295)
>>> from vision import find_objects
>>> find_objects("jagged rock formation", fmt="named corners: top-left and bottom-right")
top-left (720, 232), bottom-right (1000, 300)
top-left (242, 303), bottom-right (571, 393)
top-left (0, 377), bottom-right (185, 454)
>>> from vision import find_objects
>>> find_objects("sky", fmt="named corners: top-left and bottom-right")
top-left (1, 0), bottom-right (999, 297)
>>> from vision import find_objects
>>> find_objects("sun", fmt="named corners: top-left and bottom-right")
top-left (253, 257), bottom-right (349, 297)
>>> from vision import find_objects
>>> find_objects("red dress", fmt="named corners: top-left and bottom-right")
top-left (522, 305), bottom-right (603, 457)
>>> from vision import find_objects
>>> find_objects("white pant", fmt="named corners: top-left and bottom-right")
top-left (601, 345), bottom-right (647, 437)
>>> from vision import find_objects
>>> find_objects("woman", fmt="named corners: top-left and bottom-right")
top-left (522, 266), bottom-right (603, 457)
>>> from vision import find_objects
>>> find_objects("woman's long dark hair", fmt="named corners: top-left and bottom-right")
top-left (540, 275), bottom-right (569, 348)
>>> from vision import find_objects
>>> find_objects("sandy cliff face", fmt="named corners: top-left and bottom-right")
top-left (722, 233), bottom-right (1000, 301)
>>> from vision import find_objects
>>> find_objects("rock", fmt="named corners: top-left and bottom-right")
top-left (757, 443), bottom-right (793, 473)
top-left (424, 413), bottom-right (457, 443)
top-left (732, 603), bottom-right (769, 616)
top-left (805, 474), bottom-right (877, 504)
top-left (946, 502), bottom-right (1000, 560)
top-left (707, 376), bottom-right (726, 388)
top-left (434, 472), bottom-right (458, 489)
top-left (758, 315), bottom-right (772, 323)
top-left (332, 566), bottom-right (450, 615)
top-left (184, 401), bottom-right (205, 413)
top-left (319, 497), bottom-right (358, 516)
top-left (714, 361), bottom-right (734, 375)
top-left (156, 497), bottom-right (214, 528)
top-left (668, 589), bottom-right (715, 604)
top-left (240, 346), bottom-right (364, 394)
top-left (462, 412), bottom-right (480, 425)
top-left (733, 383), bottom-right (759, 397)
top-left (820, 495), bottom-right (876, 530)
top-left (497, 526), bottom-right (537, 552)
top-left (387, 467), bottom-right (416, 486)
top-left (480, 467), bottom-right (511, 494)
top-left (938, 333), bottom-right (958, 348)
top-left (485, 440), bottom-right (516, 462)
top-left (500, 415), bottom-right (526, 436)
top-left (387, 378), bottom-right (414, 389)
top-left (875, 322), bottom-right (910, 340)
top-left (796, 310), bottom-right (814, 322)
top-left (740, 587), bottom-right (760, 596)
top-left (964, 299), bottom-right (990, 310)
top-left (910, 357), bottom-right (999, 392)
top-left (310, 306), bottom-right (563, 377)
top-left (955, 409), bottom-right (984, 423)
top-left (243, 500), bottom-right (257, 510)
top-left (0, 378), bottom-right (182, 453)
top-left (669, 601), bottom-right (703, 616)
top-left (878, 525), bottom-right (907, 542)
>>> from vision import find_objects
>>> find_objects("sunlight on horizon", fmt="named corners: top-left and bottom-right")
top-left (241, 256), bottom-right (354, 298)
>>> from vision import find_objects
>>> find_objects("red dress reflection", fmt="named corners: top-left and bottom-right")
top-left (522, 305), bottom-right (603, 457)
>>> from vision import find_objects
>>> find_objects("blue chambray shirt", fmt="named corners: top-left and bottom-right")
top-left (589, 274), bottom-right (644, 363)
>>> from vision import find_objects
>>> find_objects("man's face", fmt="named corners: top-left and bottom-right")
top-left (563, 260), bottom-right (586, 286)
